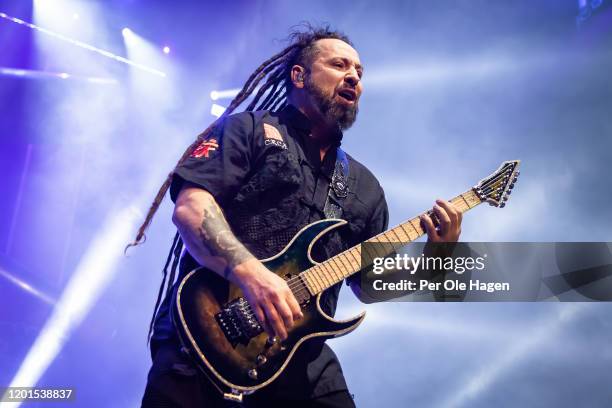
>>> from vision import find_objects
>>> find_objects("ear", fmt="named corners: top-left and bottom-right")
top-left (290, 65), bottom-right (306, 89)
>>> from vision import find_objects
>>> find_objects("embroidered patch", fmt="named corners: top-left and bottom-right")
top-left (263, 123), bottom-right (287, 149)
top-left (263, 123), bottom-right (284, 142)
top-left (190, 138), bottom-right (219, 158)
top-left (265, 139), bottom-right (288, 149)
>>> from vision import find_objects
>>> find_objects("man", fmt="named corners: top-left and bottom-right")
top-left (139, 26), bottom-right (462, 407)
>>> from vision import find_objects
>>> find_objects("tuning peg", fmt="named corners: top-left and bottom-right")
top-left (509, 183), bottom-right (515, 189)
top-left (506, 189), bottom-right (512, 195)
top-left (503, 195), bottom-right (509, 201)
top-left (513, 176), bottom-right (518, 183)
top-left (499, 202), bottom-right (506, 208)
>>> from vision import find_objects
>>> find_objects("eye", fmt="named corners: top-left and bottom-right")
top-left (333, 60), bottom-right (344, 68)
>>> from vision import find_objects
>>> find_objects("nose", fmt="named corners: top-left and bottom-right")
top-left (345, 67), bottom-right (360, 87)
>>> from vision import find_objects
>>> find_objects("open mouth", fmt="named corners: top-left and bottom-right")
top-left (337, 88), bottom-right (357, 103)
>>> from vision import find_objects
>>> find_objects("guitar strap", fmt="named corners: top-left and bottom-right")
top-left (323, 147), bottom-right (350, 219)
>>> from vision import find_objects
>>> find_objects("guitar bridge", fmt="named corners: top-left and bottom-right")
top-left (215, 297), bottom-right (263, 346)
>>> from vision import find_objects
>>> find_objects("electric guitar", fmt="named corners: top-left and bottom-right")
top-left (171, 160), bottom-right (520, 402)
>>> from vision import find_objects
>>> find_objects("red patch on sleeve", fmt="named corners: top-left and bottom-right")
top-left (190, 138), bottom-right (219, 158)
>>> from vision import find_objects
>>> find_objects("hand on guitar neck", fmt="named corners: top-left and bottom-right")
top-left (420, 199), bottom-right (463, 243)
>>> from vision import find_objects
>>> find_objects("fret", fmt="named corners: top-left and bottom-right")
top-left (409, 218), bottom-right (424, 236)
top-left (364, 235), bottom-right (385, 258)
top-left (338, 253), bottom-right (357, 279)
top-left (402, 220), bottom-right (420, 240)
top-left (326, 257), bottom-right (344, 283)
top-left (374, 233), bottom-right (397, 256)
top-left (328, 256), bottom-right (345, 282)
top-left (388, 229), bottom-right (403, 242)
top-left (393, 225), bottom-right (409, 241)
top-left (449, 196), bottom-right (467, 212)
top-left (337, 254), bottom-right (353, 278)
top-left (457, 194), bottom-right (471, 211)
top-left (394, 224), bottom-right (415, 242)
top-left (345, 247), bottom-right (362, 268)
top-left (319, 262), bottom-right (335, 288)
top-left (312, 267), bottom-right (325, 292)
top-left (461, 190), bottom-right (481, 208)
top-left (384, 227), bottom-right (414, 256)
top-left (360, 243), bottom-right (378, 265)
top-left (303, 270), bottom-right (319, 294)
top-left (311, 267), bottom-right (325, 292)
top-left (314, 264), bottom-right (328, 289)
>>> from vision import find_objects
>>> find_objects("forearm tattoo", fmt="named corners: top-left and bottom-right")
top-left (198, 199), bottom-right (255, 270)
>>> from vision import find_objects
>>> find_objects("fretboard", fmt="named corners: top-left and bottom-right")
top-left (299, 189), bottom-right (482, 295)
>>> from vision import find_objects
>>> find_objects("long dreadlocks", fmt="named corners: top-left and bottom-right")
top-left (126, 24), bottom-right (353, 343)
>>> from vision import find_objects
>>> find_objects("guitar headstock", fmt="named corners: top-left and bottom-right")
top-left (474, 160), bottom-right (520, 207)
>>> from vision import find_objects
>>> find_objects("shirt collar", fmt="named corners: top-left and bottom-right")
top-left (280, 104), bottom-right (343, 148)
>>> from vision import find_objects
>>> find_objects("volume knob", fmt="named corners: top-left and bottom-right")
top-left (248, 368), bottom-right (258, 380)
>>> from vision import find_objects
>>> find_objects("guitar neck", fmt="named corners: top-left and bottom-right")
top-left (299, 189), bottom-right (483, 296)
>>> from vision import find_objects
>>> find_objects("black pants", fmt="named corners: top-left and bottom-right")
top-left (141, 342), bottom-right (356, 408)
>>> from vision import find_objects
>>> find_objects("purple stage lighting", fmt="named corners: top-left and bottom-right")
top-left (163, 46), bottom-right (170, 54)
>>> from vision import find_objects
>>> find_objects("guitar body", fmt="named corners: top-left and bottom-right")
top-left (172, 219), bottom-right (365, 398)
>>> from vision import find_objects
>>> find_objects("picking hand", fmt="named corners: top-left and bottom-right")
top-left (231, 259), bottom-right (303, 341)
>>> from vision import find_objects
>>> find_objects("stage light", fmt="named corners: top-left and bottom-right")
top-left (440, 304), bottom-right (589, 408)
top-left (72, 13), bottom-right (79, 20)
top-left (122, 27), bottom-right (132, 37)
top-left (0, 267), bottom-right (56, 306)
top-left (163, 46), bottom-right (170, 54)
top-left (0, 13), bottom-right (166, 77)
top-left (3, 206), bottom-right (141, 408)
top-left (211, 103), bottom-right (227, 117)
top-left (0, 68), bottom-right (117, 84)
top-left (209, 88), bottom-right (242, 100)
top-left (1, 68), bottom-right (26, 76)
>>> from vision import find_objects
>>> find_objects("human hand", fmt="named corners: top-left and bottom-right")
top-left (231, 259), bottom-right (303, 341)
top-left (420, 199), bottom-right (462, 243)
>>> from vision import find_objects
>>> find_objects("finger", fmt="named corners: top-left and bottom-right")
top-left (253, 305), bottom-right (273, 338)
top-left (286, 291), bottom-right (303, 321)
top-left (436, 199), bottom-right (459, 226)
top-left (433, 204), bottom-right (451, 235)
top-left (263, 301), bottom-right (287, 340)
top-left (274, 297), bottom-right (295, 332)
top-left (420, 214), bottom-right (438, 241)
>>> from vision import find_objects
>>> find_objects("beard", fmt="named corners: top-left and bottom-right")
top-left (304, 77), bottom-right (359, 131)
